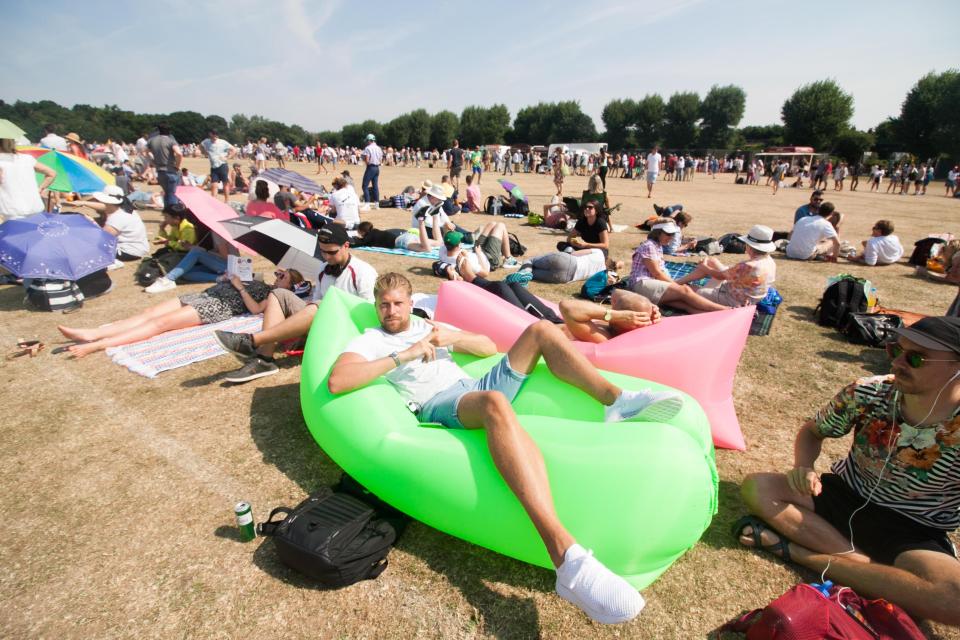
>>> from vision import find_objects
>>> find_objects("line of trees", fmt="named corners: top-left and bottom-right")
top-left (2, 69), bottom-right (956, 163)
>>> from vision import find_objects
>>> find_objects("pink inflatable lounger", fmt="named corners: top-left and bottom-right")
top-left (434, 281), bottom-right (752, 450)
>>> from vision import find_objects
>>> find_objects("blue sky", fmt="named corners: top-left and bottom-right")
top-left (3, 0), bottom-right (958, 135)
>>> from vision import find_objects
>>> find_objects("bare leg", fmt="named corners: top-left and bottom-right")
top-left (457, 390), bottom-right (575, 567)
top-left (739, 472), bottom-right (960, 626)
top-left (251, 304), bottom-right (317, 348)
top-left (675, 257), bottom-right (725, 285)
top-left (506, 320), bottom-right (619, 405)
top-left (68, 305), bottom-right (201, 357)
top-left (253, 294), bottom-right (288, 357)
top-left (659, 284), bottom-right (730, 313)
top-left (59, 298), bottom-right (182, 342)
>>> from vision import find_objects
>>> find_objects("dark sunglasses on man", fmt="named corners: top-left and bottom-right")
top-left (886, 343), bottom-right (960, 369)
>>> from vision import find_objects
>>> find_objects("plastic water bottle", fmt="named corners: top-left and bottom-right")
top-left (810, 580), bottom-right (833, 598)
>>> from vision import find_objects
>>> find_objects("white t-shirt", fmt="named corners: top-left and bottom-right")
top-left (646, 152), bottom-right (662, 173)
top-left (201, 138), bottom-right (233, 168)
top-left (106, 210), bottom-right (149, 257)
top-left (328, 186), bottom-right (360, 228)
top-left (39, 133), bottom-right (68, 151)
top-left (0, 154), bottom-right (44, 219)
top-left (310, 254), bottom-right (376, 302)
top-left (786, 216), bottom-right (838, 259)
top-left (572, 249), bottom-right (607, 281)
top-left (410, 198), bottom-right (449, 230)
top-left (438, 246), bottom-right (488, 273)
top-left (343, 316), bottom-right (470, 406)
top-left (863, 235), bottom-right (904, 266)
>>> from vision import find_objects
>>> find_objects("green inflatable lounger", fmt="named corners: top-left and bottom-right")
top-left (300, 288), bottom-right (719, 589)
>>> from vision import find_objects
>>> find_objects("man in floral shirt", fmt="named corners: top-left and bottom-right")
top-left (734, 317), bottom-right (960, 626)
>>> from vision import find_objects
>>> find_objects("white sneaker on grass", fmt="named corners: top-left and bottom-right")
top-left (556, 544), bottom-right (644, 624)
top-left (144, 277), bottom-right (177, 293)
top-left (604, 389), bottom-right (684, 423)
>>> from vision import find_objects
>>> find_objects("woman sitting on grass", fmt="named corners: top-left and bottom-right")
top-left (674, 225), bottom-right (777, 308)
top-left (627, 219), bottom-right (731, 314)
top-left (59, 269), bottom-right (304, 358)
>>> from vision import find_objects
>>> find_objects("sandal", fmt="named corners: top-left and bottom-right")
top-left (731, 515), bottom-right (791, 563)
top-left (8, 339), bottom-right (45, 359)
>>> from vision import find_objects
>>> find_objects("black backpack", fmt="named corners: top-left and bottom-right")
top-left (815, 276), bottom-right (868, 328)
top-left (718, 232), bottom-right (747, 254)
top-left (257, 475), bottom-right (408, 588)
top-left (841, 312), bottom-right (904, 347)
top-left (135, 249), bottom-right (187, 287)
top-left (508, 232), bottom-right (527, 257)
top-left (908, 237), bottom-right (946, 267)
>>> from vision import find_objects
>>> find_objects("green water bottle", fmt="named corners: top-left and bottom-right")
top-left (234, 501), bottom-right (255, 542)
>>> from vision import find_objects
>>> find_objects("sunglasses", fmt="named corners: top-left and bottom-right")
top-left (886, 343), bottom-right (959, 369)
top-left (274, 270), bottom-right (287, 278)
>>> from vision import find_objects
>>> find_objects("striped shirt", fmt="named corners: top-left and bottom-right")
top-left (816, 375), bottom-right (960, 530)
top-left (362, 143), bottom-right (383, 166)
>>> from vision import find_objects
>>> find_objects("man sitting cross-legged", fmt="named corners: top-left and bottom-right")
top-left (214, 223), bottom-right (376, 383)
top-left (734, 316), bottom-right (960, 626)
top-left (327, 272), bottom-right (686, 624)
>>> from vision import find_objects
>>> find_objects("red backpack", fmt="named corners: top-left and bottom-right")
top-left (719, 582), bottom-right (925, 640)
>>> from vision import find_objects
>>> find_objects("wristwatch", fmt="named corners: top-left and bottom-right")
top-left (389, 351), bottom-right (402, 367)
top-left (603, 310), bottom-right (613, 322)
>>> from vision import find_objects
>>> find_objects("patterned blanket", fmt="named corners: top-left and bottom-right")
top-left (106, 315), bottom-right (263, 378)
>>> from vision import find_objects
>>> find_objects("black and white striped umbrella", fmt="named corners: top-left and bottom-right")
top-left (220, 216), bottom-right (324, 277)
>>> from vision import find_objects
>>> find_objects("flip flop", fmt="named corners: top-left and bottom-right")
top-left (731, 515), bottom-right (791, 563)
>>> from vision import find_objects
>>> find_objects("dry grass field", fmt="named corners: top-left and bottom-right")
top-left (2, 156), bottom-right (958, 639)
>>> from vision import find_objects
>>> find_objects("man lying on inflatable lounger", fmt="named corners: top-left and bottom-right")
top-left (327, 272), bottom-right (685, 625)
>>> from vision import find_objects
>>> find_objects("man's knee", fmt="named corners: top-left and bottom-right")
top-left (477, 391), bottom-right (514, 423)
top-left (524, 318), bottom-right (559, 341)
top-left (741, 472), bottom-right (780, 514)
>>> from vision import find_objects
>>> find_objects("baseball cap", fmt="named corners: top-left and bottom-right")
top-left (366, 133), bottom-right (376, 142)
top-left (651, 221), bottom-right (680, 234)
top-left (893, 317), bottom-right (960, 355)
top-left (91, 191), bottom-right (123, 205)
top-left (316, 223), bottom-right (350, 246)
top-left (443, 231), bottom-right (463, 247)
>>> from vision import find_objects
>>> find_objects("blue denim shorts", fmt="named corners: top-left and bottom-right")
top-left (419, 356), bottom-right (527, 428)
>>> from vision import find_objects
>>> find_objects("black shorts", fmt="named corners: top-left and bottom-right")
top-left (449, 166), bottom-right (462, 177)
top-left (813, 473), bottom-right (957, 565)
top-left (210, 164), bottom-right (229, 184)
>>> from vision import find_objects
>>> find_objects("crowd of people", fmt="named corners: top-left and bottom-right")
top-left (3, 121), bottom-right (960, 629)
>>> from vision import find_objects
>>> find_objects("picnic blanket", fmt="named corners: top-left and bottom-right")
top-left (106, 315), bottom-right (263, 378)
top-left (664, 261), bottom-right (708, 287)
top-left (353, 243), bottom-right (474, 261)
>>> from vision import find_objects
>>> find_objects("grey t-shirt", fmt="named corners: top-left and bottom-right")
top-left (147, 134), bottom-right (179, 172)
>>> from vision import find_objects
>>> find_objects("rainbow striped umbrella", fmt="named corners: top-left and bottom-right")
top-left (16, 146), bottom-right (115, 193)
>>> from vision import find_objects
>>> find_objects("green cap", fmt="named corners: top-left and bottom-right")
top-left (443, 231), bottom-right (463, 246)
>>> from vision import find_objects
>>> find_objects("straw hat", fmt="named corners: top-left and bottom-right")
top-left (64, 132), bottom-right (84, 145)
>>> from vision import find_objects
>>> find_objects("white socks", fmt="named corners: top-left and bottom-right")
top-left (556, 544), bottom-right (644, 624)
top-left (604, 389), bottom-right (684, 423)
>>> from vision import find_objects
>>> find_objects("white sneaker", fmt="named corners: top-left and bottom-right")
top-left (144, 277), bottom-right (177, 293)
top-left (556, 544), bottom-right (644, 624)
top-left (604, 389), bottom-right (684, 423)
top-left (107, 259), bottom-right (125, 271)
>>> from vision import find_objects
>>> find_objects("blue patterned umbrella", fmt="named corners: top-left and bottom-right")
top-left (0, 212), bottom-right (116, 279)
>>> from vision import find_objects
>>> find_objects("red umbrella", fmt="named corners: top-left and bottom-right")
top-left (175, 186), bottom-right (253, 254)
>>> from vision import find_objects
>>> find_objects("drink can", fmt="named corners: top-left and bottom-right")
top-left (234, 501), bottom-right (256, 542)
